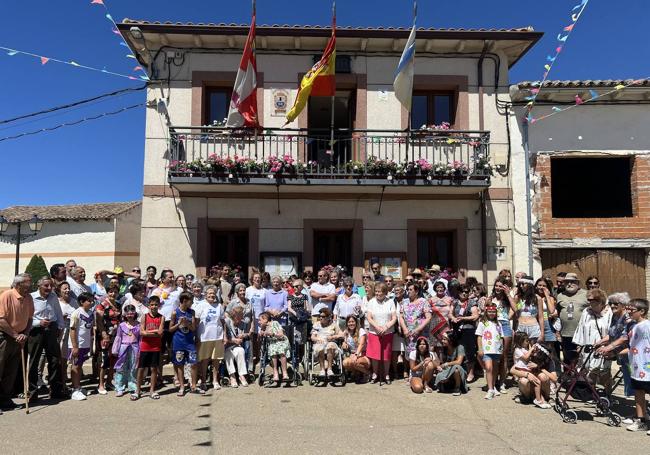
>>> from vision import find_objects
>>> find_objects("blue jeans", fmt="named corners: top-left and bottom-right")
top-left (618, 355), bottom-right (633, 397)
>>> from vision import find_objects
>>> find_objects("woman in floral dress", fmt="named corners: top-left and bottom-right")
top-left (258, 312), bottom-right (291, 384)
top-left (399, 283), bottom-right (432, 358)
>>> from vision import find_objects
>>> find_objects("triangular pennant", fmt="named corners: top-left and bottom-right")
top-left (557, 34), bottom-right (568, 42)
top-left (572, 0), bottom-right (588, 12)
top-left (546, 55), bottom-right (556, 62)
top-left (139, 75), bottom-right (150, 81)
top-left (40, 56), bottom-right (49, 65)
top-left (7, 49), bottom-right (18, 56)
top-left (91, 0), bottom-right (104, 5)
top-left (556, 46), bottom-right (563, 53)
top-left (571, 13), bottom-right (580, 21)
top-left (552, 107), bottom-right (562, 112)
top-left (575, 94), bottom-right (583, 105)
top-left (119, 42), bottom-right (129, 47)
top-left (133, 66), bottom-right (143, 71)
top-left (126, 54), bottom-right (136, 59)
top-left (564, 24), bottom-right (575, 32)
top-left (70, 61), bottom-right (80, 66)
top-left (111, 28), bottom-right (121, 35)
top-left (105, 13), bottom-right (113, 21)
top-left (544, 64), bottom-right (551, 71)
top-left (589, 89), bottom-right (598, 99)
top-left (615, 84), bottom-right (625, 90)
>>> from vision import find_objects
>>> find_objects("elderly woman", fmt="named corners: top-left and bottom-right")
top-left (399, 283), bottom-right (432, 360)
top-left (195, 285), bottom-right (226, 391)
top-left (624, 298), bottom-right (650, 433)
top-left (595, 293), bottom-right (633, 401)
top-left (265, 276), bottom-right (288, 325)
top-left (224, 306), bottom-right (250, 388)
top-left (429, 281), bottom-right (452, 321)
top-left (190, 281), bottom-right (205, 309)
top-left (227, 283), bottom-right (254, 373)
top-left (366, 282), bottom-right (397, 384)
top-left (57, 281), bottom-right (78, 382)
top-left (258, 311), bottom-right (290, 385)
top-left (333, 277), bottom-right (363, 330)
top-left (341, 315), bottom-right (370, 381)
top-left (572, 288), bottom-right (613, 394)
top-left (450, 284), bottom-right (479, 382)
top-left (310, 308), bottom-right (343, 379)
top-left (434, 332), bottom-right (467, 395)
top-left (515, 276), bottom-right (545, 344)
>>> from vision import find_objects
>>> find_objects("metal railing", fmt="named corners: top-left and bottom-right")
top-left (167, 126), bottom-right (491, 181)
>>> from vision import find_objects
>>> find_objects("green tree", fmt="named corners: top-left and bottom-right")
top-left (24, 254), bottom-right (49, 292)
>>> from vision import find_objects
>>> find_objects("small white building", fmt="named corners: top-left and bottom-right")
top-left (0, 201), bottom-right (141, 286)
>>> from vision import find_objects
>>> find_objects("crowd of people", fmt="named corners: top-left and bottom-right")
top-left (1, 259), bottom-right (649, 436)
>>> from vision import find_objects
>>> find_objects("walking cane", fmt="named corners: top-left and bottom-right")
top-left (21, 350), bottom-right (29, 415)
top-left (379, 333), bottom-right (383, 386)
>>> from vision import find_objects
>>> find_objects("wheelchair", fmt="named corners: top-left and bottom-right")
top-left (257, 322), bottom-right (302, 387)
top-left (305, 337), bottom-right (347, 386)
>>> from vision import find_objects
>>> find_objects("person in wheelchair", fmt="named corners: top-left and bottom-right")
top-left (258, 312), bottom-right (291, 386)
top-left (310, 308), bottom-right (344, 380)
top-left (341, 315), bottom-right (371, 382)
top-left (224, 306), bottom-right (250, 388)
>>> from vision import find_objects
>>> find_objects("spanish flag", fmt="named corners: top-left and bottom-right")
top-left (285, 9), bottom-right (336, 124)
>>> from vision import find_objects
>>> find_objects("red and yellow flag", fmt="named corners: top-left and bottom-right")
top-left (285, 12), bottom-right (336, 124)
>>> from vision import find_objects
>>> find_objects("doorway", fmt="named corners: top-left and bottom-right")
top-left (307, 90), bottom-right (355, 166)
top-left (313, 230), bottom-right (352, 271)
top-left (417, 231), bottom-right (455, 270)
top-left (211, 230), bottom-right (249, 270)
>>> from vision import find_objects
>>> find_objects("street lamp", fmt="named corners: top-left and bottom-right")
top-left (0, 213), bottom-right (45, 275)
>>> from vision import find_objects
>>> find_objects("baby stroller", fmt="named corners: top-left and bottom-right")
top-left (553, 345), bottom-right (621, 426)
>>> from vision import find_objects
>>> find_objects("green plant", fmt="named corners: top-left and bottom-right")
top-left (24, 254), bottom-right (49, 292)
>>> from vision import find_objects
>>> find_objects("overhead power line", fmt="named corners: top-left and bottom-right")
top-left (0, 85), bottom-right (147, 125)
top-left (0, 103), bottom-right (145, 143)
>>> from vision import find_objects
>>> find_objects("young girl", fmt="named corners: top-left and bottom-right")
top-left (475, 304), bottom-right (504, 399)
top-left (409, 337), bottom-right (439, 394)
top-left (341, 315), bottom-right (371, 382)
top-left (170, 292), bottom-right (200, 396)
top-left (111, 304), bottom-right (141, 399)
top-left (258, 311), bottom-right (290, 385)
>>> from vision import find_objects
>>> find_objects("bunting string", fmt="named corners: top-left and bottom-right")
top-left (0, 46), bottom-right (149, 82)
top-left (525, 0), bottom-right (590, 123)
top-left (525, 78), bottom-right (650, 124)
top-left (91, 0), bottom-right (150, 80)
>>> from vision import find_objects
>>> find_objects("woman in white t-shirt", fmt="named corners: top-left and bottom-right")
top-left (195, 285), bottom-right (226, 390)
top-left (341, 315), bottom-right (370, 381)
top-left (57, 281), bottom-right (78, 382)
top-left (334, 278), bottom-right (362, 330)
top-left (365, 283), bottom-right (397, 384)
top-left (409, 337), bottom-right (439, 393)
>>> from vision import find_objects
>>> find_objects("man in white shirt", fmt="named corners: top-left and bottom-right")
top-left (426, 265), bottom-right (448, 295)
top-left (309, 269), bottom-right (337, 315)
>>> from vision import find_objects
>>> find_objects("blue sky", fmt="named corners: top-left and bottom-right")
top-left (1, 0), bottom-right (648, 207)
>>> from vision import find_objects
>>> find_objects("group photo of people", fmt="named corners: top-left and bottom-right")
top-left (1, 259), bottom-right (649, 436)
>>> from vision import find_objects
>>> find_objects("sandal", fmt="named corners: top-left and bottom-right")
top-left (150, 392), bottom-right (161, 400)
top-left (176, 389), bottom-right (185, 397)
top-left (191, 388), bottom-right (206, 395)
top-left (115, 391), bottom-right (125, 397)
top-left (130, 393), bottom-right (140, 401)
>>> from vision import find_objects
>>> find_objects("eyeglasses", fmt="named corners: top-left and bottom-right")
top-left (459, 290), bottom-right (469, 294)
top-left (587, 298), bottom-right (600, 303)
top-left (344, 284), bottom-right (353, 288)
top-left (132, 269), bottom-right (141, 273)
top-left (587, 281), bottom-right (599, 285)
top-left (318, 274), bottom-right (327, 278)
top-left (627, 307), bottom-right (640, 313)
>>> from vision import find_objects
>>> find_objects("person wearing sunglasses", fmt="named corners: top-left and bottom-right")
top-left (585, 275), bottom-right (601, 291)
top-left (624, 298), bottom-right (650, 433)
top-left (333, 278), bottom-right (362, 331)
top-left (450, 285), bottom-right (479, 382)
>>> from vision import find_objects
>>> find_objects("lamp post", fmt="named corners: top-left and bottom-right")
top-left (0, 214), bottom-right (45, 275)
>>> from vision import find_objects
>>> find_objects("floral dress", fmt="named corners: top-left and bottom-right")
top-left (400, 297), bottom-right (432, 356)
top-left (265, 320), bottom-right (291, 358)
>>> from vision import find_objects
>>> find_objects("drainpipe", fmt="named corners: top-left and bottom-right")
top-left (478, 42), bottom-right (489, 284)
top-left (522, 120), bottom-right (534, 276)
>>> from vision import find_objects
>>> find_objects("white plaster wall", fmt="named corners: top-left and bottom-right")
top-left (114, 205), bottom-right (143, 270)
top-left (0, 220), bottom-right (116, 286)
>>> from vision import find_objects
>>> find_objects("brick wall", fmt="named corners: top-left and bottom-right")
top-left (534, 154), bottom-right (650, 239)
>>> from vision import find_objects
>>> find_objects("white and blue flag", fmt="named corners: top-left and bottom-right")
top-left (393, 21), bottom-right (416, 112)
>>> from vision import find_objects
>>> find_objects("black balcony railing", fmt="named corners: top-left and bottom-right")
top-left (167, 126), bottom-right (492, 185)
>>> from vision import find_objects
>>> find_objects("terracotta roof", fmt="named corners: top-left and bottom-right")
top-left (517, 79), bottom-right (650, 89)
top-left (0, 201), bottom-right (141, 223)
top-left (122, 19), bottom-right (535, 34)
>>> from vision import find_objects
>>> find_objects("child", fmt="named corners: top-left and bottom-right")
top-left (68, 292), bottom-right (95, 401)
top-left (112, 304), bottom-right (141, 399)
top-left (170, 292), bottom-right (200, 395)
top-left (136, 296), bottom-right (164, 399)
top-left (510, 332), bottom-right (532, 381)
top-left (475, 303), bottom-right (504, 400)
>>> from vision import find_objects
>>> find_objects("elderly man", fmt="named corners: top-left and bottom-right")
top-left (556, 272), bottom-right (589, 364)
top-left (28, 276), bottom-right (66, 400)
top-left (309, 269), bottom-right (337, 315)
top-left (426, 265), bottom-right (448, 293)
top-left (67, 266), bottom-right (92, 298)
top-left (65, 259), bottom-right (77, 276)
top-left (0, 274), bottom-right (35, 413)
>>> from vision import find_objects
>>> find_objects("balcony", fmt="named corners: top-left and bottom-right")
top-left (167, 127), bottom-right (492, 191)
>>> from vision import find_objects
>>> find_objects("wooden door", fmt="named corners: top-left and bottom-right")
top-left (314, 230), bottom-right (352, 271)
top-left (540, 248), bottom-right (646, 298)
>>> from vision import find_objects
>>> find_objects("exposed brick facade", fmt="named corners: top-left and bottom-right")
top-left (534, 154), bottom-right (650, 239)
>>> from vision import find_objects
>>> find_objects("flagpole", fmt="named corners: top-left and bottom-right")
top-left (329, 1), bottom-right (336, 165)
top-left (407, 1), bottom-right (417, 162)
top-left (252, 0), bottom-right (258, 159)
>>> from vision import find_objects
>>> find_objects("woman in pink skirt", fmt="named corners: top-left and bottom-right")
top-left (365, 283), bottom-right (397, 384)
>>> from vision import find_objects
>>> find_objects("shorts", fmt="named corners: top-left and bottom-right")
top-left (631, 378), bottom-right (650, 393)
top-left (313, 342), bottom-right (341, 356)
top-left (198, 340), bottom-right (224, 361)
top-left (517, 324), bottom-right (541, 340)
top-left (172, 349), bottom-right (198, 366)
top-left (139, 351), bottom-right (162, 368)
top-left (482, 353), bottom-right (501, 363)
top-left (99, 349), bottom-right (114, 369)
top-left (499, 320), bottom-right (513, 337)
top-left (68, 348), bottom-right (90, 367)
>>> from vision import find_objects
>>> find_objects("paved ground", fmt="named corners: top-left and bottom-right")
top-left (1, 368), bottom-right (647, 454)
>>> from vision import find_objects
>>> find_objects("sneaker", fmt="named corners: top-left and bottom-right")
top-left (452, 388), bottom-right (461, 396)
top-left (627, 419), bottom-right (649, 432)
top-left (492, 388), bottom-right (501, 397)
top-left (319, 370), bottom-right (327, 378)
top-left (499, 383), bottom-right (508, 394)
top-left (97, 387), bottom-right (108, 396)
top-left (534, 399), bottom-right (551, 409)
top-left (71, 390), bottom-right (86, 401)
top-left (622, 417), bottom-right (635, 425)
top-left (484, 390), bottom-right (495, 400)
top-left (327, 368), bottom-right (335, 377)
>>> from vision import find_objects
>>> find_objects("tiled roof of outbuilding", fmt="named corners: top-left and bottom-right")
top-left (0, 201), bottom-right (141, 222)
top-left (517, 79), bottom-right (650, 89)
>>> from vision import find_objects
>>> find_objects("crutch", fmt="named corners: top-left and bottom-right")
top-left (21, 349), bottom-right (29, 414)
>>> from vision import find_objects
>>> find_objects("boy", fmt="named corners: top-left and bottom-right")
top-left (170, 292), bottom-right (199, 395)
top-left (136, 296), bottom-right (164, 399)
top-left (69, 292), bottom-right (94, 401)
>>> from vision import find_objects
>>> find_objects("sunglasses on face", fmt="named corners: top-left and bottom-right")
top-left (588, 281), bottom-right (599, 285)
top-left (627, 307), bottom-right (640, 313)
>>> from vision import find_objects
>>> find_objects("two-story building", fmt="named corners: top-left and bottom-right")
top-left (510, 80), bottom-right (650, 298)
top-left (119, 19), bottom-right (542, 282)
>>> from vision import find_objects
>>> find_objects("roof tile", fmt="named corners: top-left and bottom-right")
top-left (0, 201), bottom-right (141, 223)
